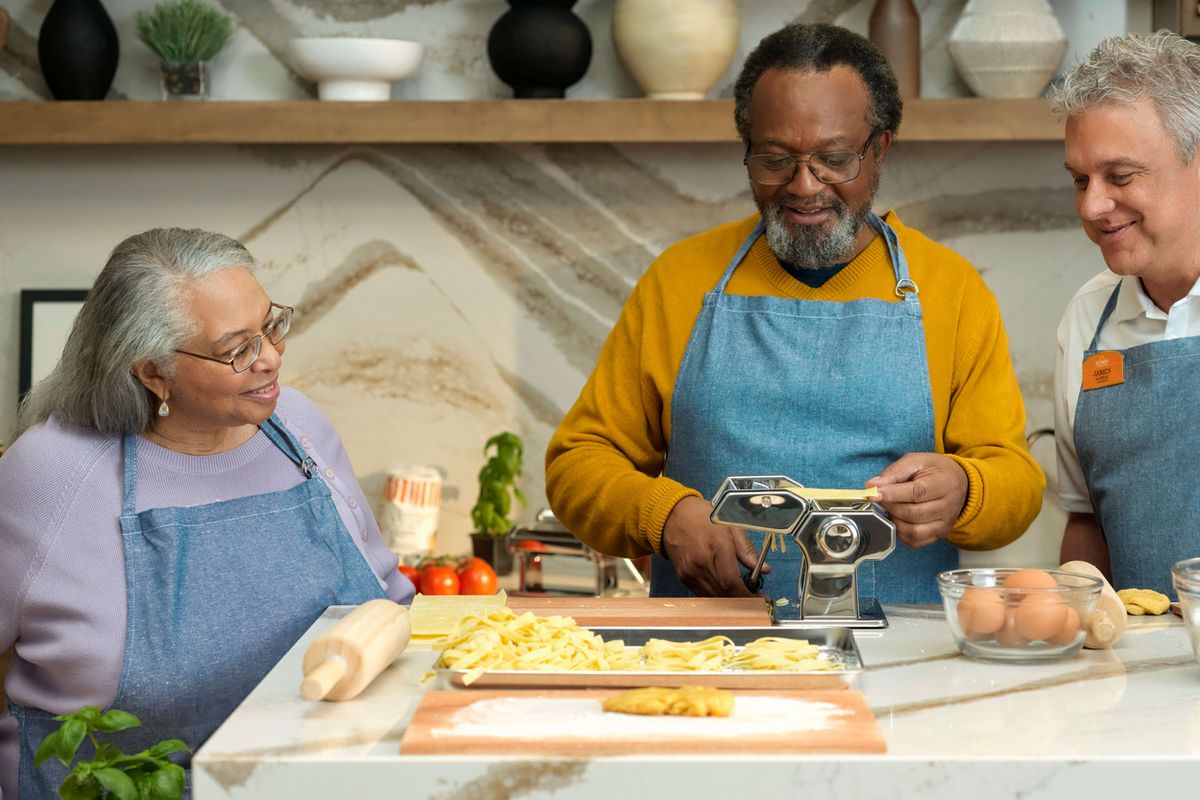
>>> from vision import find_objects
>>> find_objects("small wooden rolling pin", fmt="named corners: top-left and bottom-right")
top-left (301, 599), bottom-right (412, 701)
top-left (1059, 560), bottom-right (1126, 648)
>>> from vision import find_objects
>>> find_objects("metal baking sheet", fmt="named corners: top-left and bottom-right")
top-left (436, 626), bottom-right (863, 690)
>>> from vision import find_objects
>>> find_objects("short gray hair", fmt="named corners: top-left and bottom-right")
top-left (1049, 30), bottom-right (1200, 163)
top-left (16, 228), bottom-right (257, 437)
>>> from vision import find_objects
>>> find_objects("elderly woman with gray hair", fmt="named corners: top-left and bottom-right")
top-left (0, 228), bottom-right (415, 798)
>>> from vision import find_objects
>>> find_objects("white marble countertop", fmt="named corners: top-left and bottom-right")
top-left (193, 606), bottom-right (1200, 799)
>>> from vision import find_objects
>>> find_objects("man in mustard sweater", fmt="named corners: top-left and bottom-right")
top-left (545, 23), bottom-right (1043, 604)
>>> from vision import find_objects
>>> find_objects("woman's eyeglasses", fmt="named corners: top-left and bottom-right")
top-left (175, 303), bottom-right (293, 373)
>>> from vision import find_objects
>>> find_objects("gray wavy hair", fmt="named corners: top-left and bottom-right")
top-left (16, 228), bottom-right (257, 437)
top-left (1049, 30), bottom-right (1200, 163)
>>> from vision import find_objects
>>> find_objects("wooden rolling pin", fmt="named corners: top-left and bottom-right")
top-left (1059, 560), bottom-right (1126, 648)
top-left (301, 599), bottom-right (412, 701)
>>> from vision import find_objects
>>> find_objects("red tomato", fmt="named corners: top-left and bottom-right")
top-left (419, 565), bottom-right (460, 595)
top-left (457, 558), bottom-right (498, 595)
top-left (398, 564), bottom-right (420, 593)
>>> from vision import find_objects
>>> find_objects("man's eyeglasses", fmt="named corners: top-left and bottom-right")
top-left (744, 130), bottom-right (880, 186)
top-left (175, 303), bottom-right (293, 373)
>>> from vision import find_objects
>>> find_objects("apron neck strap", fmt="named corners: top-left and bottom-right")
top-left (866, 211), bottom-right (919, 301)
top-left (258, 415), bottom-right (317, 477)
top-left (1087, 282), bottom-right (1124, 352)
top-left (723, 213), bottom-right (917, 300)
top-left (121, 434), bottom-right (139, 517)
top-left (713, 219), bottom-right (766, 293)
top-left (121, 415), bottom-right (316, 515)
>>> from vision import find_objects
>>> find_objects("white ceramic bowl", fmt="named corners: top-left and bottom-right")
top-left (288, 37), bottom-right (424, 101)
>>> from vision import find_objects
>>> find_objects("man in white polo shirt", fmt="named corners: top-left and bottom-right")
top-left (1051, 30), bottom-right (1200, 595)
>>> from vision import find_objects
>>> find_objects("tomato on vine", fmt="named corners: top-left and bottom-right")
top-left (457, 557), bottom-right (498, 595)
top-left (418, 564), bottom-right (460, 595)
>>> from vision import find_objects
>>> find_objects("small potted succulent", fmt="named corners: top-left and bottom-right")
top-left (469, 431), bottom-right (526, 576)
top-left (136, 0), bottom-right (234, 101)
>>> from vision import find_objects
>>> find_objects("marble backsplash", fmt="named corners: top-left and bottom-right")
top-left (0, 0), bottom-right (1149, 565)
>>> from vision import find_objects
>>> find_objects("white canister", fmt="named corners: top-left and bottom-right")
top-left (379, 465), bottom-right (442, 559)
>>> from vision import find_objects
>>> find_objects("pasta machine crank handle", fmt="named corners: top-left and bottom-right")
top-left (743, 536), bottom-right (771, 593)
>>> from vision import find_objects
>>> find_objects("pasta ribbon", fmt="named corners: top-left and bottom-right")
top-left (729, 636), bottom-right (836, 672)
top-left (640, 635), bottom-right (732, 671)
top-left (433, 609), bottom-right (836, 683)
top-left (435, 608), bottom-right (639, 684)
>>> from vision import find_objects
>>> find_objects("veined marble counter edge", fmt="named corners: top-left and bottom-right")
top-left (193, 605), bottom-right (1200, 799)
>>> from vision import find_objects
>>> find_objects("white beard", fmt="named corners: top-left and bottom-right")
top-left (761, 198), bottom-right (867, 269)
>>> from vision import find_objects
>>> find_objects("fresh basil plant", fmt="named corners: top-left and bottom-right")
top-left (35, 706), bottom-right (189, 800)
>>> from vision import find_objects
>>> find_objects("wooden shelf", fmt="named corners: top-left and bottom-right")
top-left (0, 98), bottom-right (1062, 145)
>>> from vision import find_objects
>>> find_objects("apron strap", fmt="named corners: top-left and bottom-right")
top-left (726, 213), bottom-right (917, 301)
top-left (712, 220), bottom-right (765, 294)
top-left (122, 415), bottom-right (317, 517)
top-left (866, 211), bottom-right (919, 302)
top-left (121, 434), bottom-right (139, 518)
top-left (1087, 282), bottom-right (1124, 353)
top-left (259, 415), bottom-right (318, 478)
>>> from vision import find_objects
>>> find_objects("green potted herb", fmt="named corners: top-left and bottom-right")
top-left (469, 431), bottom-right (526, 575)
top-left (36, 706), bottom-right (189, 799)
top-left (135, 0), bottom-right (234, 101)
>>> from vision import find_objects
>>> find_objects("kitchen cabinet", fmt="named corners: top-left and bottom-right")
top-left (0, 98), bottom-right (1061, 144)
top-left (193, 604), bottom-right (1200, 799)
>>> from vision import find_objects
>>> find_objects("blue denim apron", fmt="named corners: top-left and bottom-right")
top-left (9, 416), bottom-right (385, 798)
top-left (1074, 283), bottom-right (1200, 596)
top-left (654, 213), bottom-right (955, 604)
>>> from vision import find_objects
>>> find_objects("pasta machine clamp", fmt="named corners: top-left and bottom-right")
top-left (709, 475), bottom-right (895, 628)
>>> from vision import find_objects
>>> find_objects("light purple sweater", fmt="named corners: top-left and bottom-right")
top-left (0, 387), bottom-right (415, 796)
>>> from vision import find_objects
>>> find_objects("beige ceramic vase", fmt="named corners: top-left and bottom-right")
top-left (612, 0), bottom-right (740, 100)
top-left (948, 0), bottom-right (1068, 98)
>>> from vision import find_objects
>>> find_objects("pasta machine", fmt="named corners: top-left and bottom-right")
top-left (709, 475), bottom-right (895, 628)
top-left (509, 509), bottom-right (648, 597)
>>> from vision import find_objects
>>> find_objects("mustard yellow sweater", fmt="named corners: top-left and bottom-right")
top-left (545, 212), bottom-right (1044, 558)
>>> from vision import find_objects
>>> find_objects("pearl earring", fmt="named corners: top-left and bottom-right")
top-left (158, 400), bottom-right (170, 418)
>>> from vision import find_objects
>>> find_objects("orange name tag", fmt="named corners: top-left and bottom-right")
top-left (1082, 350), bottom-right (1125, 390)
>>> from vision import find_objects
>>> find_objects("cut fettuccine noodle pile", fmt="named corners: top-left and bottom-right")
top-left (434, 608), bottom-right (836, 685)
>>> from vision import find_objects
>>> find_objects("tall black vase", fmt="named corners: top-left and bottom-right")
top-left (38, 0), bottom-right (119, 100)
top-left (487, 0), bottom-right (592, 99)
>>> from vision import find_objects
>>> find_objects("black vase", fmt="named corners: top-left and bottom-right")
top-left (38, 0), bottom-right (119, 100)
top-left (487, 0), bottom-right (592, 99)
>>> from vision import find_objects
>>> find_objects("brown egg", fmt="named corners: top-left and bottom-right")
top-left (1047, 606), bottom-right (1082, 646)
top-left (1015, 592), bottom-right (1069, 641)
top-left (994, 609), bottom-right (1031, 647)
top-left (956, 587), bottom-right (1006, 639)
top-left (1003, 568), bottom-right (1058, 594)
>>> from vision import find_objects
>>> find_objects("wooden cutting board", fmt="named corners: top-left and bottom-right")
top-left (400, 689), bottom-right (885, 755)
top-left (506, 596), bottom-right (772, 627)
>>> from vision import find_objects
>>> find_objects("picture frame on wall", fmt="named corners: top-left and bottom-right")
top-left (19, 289), bottom-right (89, 401)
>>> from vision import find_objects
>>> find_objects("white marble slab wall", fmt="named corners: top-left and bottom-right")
top-left (0, 1), bottom-right (1151, 564)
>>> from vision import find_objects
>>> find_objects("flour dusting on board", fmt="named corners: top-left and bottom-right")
top-left (432, 696), bottom-right (849, 739)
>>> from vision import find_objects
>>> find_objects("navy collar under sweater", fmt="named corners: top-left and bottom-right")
top-left (779, 260), bottom-right (849, 288)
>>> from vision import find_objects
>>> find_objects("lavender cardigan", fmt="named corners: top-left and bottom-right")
top-left (0, 387), bottom-right (415, 796)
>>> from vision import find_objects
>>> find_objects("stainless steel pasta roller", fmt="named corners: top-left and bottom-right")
top-left (709, 475), bottom-right (895, 628)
